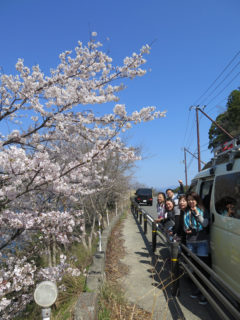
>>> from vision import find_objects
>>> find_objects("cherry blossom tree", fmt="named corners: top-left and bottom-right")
top-left (0, 34), bottom-right (165, 317)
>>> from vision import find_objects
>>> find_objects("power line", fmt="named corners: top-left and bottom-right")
top-left (207, 97), bottom-right (228, 115)
top-left (184, 51), bottom-right (240, 177)
top-left (201, 147), bottom-right (210, 153)
top-left (192, 50), bottom-right (240, 106)
top-left (205, 69), bottom-right (240, 106)
top-left (184, 114), bottom-right (196, 150)
top-left (187, 156), bottom-right (195, 170)
top-left (185, 111), bottom-right (197, 150)
top-left (182, 108), bottom-right (192, 148)
top-left (201, 60), bottom-right (240, 106)
top-left (200, 141), bottom-right (209, 148)
top-left (186, 52), bottom-right (240, 151)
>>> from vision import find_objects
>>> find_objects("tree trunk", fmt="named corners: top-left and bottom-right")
top-left (106, 208), bottom-right (109, 226)
top-left (47, 238), bottom-right (52, 268)
top-left (52, 235), bottom-right (57, 267)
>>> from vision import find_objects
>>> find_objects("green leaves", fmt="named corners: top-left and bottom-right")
top-left (208, 89), bottom-right (240, 150)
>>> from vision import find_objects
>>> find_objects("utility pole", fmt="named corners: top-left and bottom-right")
top-left (187, 105), bottom-right (234, 177)
top-left (184, 147), bottom-right (206, 165)
top-left (184, 148), bottom-right (188, 188)
top-left (196, 107), bottom-right (201, 172)
top-left (183, 147), bottom-right (206, 187)
top-left (190, 106), bottom-right (201, 172)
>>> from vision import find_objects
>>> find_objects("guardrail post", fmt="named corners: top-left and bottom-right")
top-left (170, 241), bottom-right (180, 296)
top-left (139, 210), bottom-right (142, 224)
top-left (152, 222), bottom-right (157, 253)
top-left (144, 213), bottom-right (147, 234)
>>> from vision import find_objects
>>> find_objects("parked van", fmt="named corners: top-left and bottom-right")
top-left (189, 137), bottom-right (240, 298)
top-left (135, 188), bottom-right (153, 206)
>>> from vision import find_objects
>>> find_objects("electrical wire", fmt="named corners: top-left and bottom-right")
top-left (182, 108), bottom-right (192, 148)
top-left (184, 51), bottom-right (240, 178)
top-left (200, 141), bottom-right (209, 148)
top-left (205, 69), bottom-right (240, 106)
top-left (201, 147), bottom-right (210, 153)
top-left (194, 51), bottom-right (240, 124)
top-left (192, 50), bottom-right (240, 106)
top-left (206, 97), bottom-right (227, 115)
top-left (200, 60), bottom-right (240, 105)
top-left (187, 156), bottom-right (195, 170)
top-left (185, 112), bottom-right (196, 150)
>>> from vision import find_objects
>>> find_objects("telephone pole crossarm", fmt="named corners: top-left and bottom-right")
top-left (184, 147), bottom-right (206, 165)
top-left (196, 107), bottom-right (234, 140)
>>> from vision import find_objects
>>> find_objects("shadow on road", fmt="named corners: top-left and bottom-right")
top-left (132, 210), bottom-right (220, 320)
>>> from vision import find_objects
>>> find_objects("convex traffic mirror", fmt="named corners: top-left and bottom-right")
top-left (34, 281), bottom-right (58, 308)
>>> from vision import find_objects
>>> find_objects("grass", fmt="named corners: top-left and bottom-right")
top-left (52, 274), bottom-right (86, 320)
top-left (98, 210), bottom-right (153, 320)
top-left (98, 282), bottom-right (127, 320)
top-left (15, 238), bottom-right (98, 320)
top-left (15, 303), bottom-right (42, 320)
top-left (52, 239), bottom-right (98, 320)
top-left (15, 208), bottom-right (134, 320)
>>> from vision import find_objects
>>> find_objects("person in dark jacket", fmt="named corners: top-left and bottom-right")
top-left (173, 194), bottom-right (187, 243)
top-left (162, 199), bottom-right (180, 238)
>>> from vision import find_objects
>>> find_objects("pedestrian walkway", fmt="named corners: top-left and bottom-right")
top-left (119, 210), bottom-right (218, 320)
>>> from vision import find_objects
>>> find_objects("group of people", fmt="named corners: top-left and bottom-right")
top-left (155, 180), bottom-right (209, 305)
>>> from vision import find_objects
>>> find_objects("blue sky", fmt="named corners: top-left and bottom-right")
top-left (1, 0), bottom-right (240, 189)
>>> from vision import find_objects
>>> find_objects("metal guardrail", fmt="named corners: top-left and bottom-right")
top-left (130, 199), bottom-right (240, 320)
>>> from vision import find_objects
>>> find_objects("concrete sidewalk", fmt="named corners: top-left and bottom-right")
top-left (119, 211), bottom-right (218, 320)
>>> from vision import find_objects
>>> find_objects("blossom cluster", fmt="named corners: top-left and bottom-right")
top-left (0, 254), bottom-right (82, 318)
top-left (0, 35), bottom-right (165, 317)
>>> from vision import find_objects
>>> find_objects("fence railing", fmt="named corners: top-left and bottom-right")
top-left (130, 198), bottom-right (240, 320)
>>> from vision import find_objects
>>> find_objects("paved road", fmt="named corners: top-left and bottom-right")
top-left (119, 198), bottom-right (220, 320)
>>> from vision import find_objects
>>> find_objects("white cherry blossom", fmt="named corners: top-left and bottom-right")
top-left (0, 35), bottom-right (166, 318)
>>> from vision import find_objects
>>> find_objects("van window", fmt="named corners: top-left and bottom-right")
top-left (189, 180), bottom-right (197, 193)
top-left (200, 180), bottom-right (213, 213)
top-left (214, 173), bottom-right (240, 219)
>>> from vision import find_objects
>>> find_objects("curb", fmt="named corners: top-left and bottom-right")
top-left (74, 212), bottom-right (123, 320)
